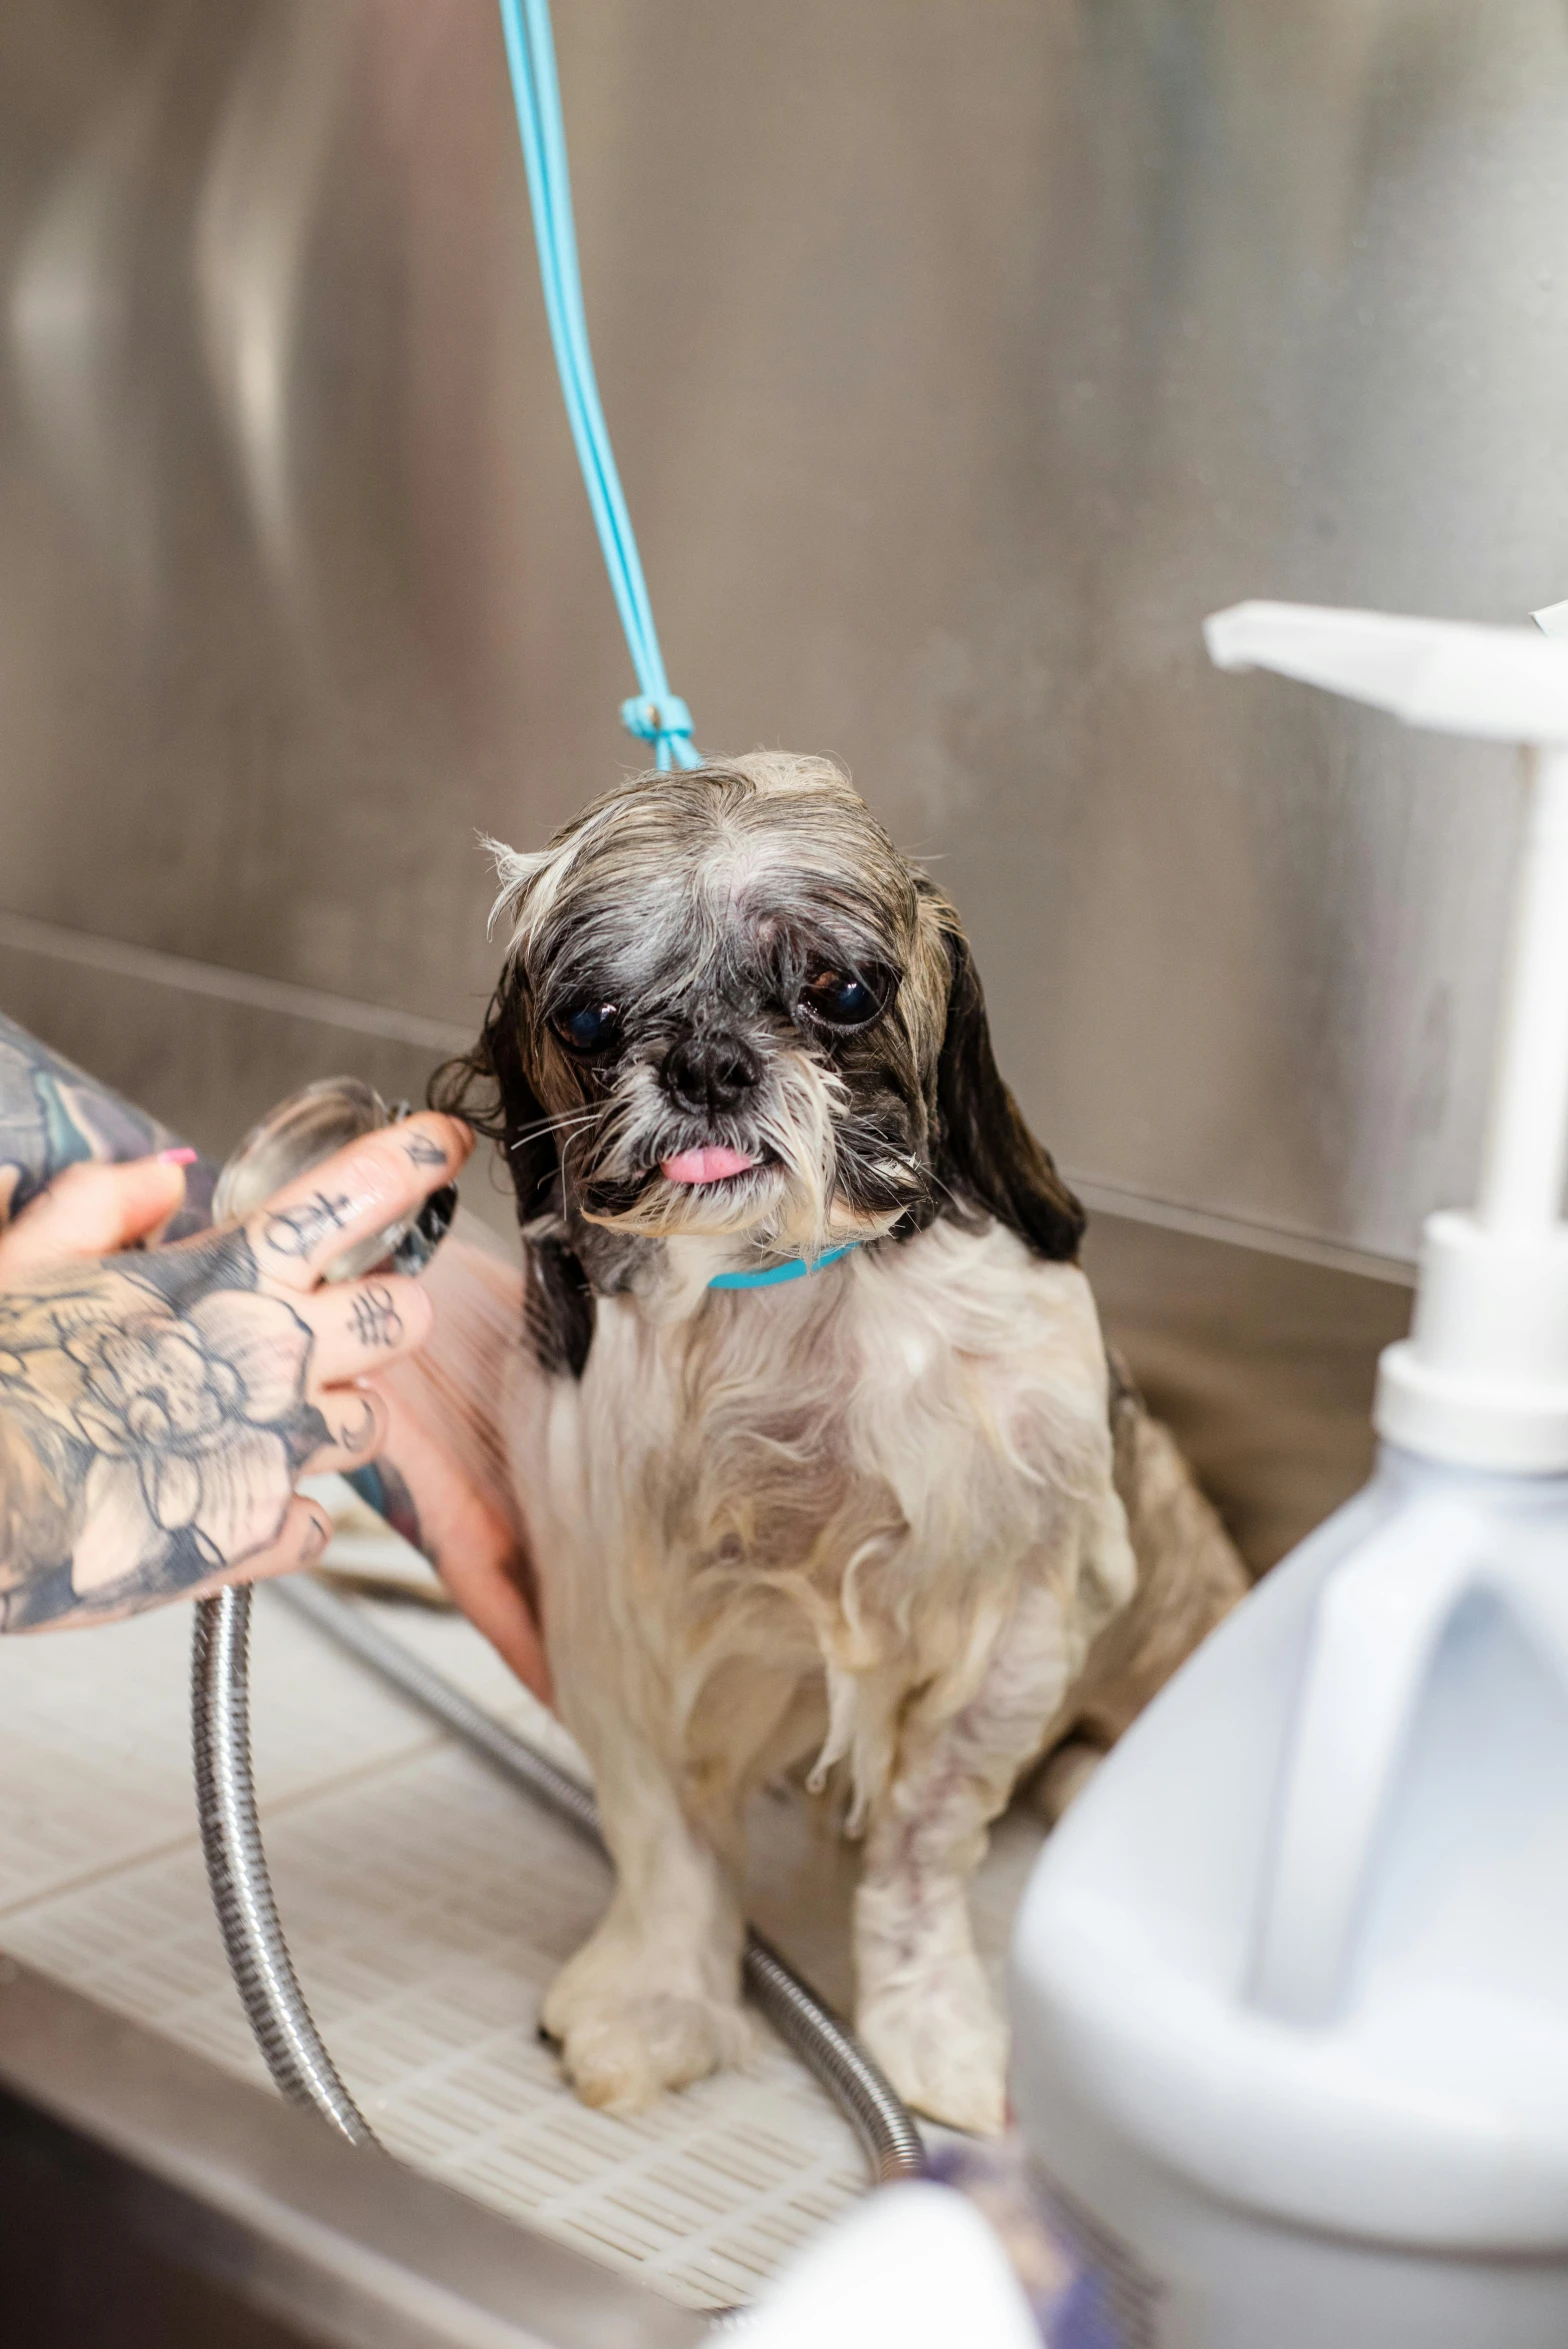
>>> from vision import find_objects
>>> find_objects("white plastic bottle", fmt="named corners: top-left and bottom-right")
top-left (1011, 605), bottom-right (1568, 2349)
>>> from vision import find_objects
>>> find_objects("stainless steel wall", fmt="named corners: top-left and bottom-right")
top-left (2, 0), bottom-right (1566, 1265)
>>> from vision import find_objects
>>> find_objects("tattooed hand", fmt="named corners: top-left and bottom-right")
top-left (0, 1115), bottom-right (471, 1632)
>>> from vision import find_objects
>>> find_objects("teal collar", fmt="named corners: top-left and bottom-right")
top-left (709, 1243), bottom-right (860, 1291)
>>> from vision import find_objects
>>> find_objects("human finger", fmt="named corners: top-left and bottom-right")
top-left (299, 1384), bottom-right (390, 1477)
top-left (299, 1272), bottom-right (434, 1385)
top-left (245, 1114), bottom-right (471, 1294)
top-left (182, 1494), bottom-right (334, 1602)
top-left (0, 1155), bottom-right (190, 1284)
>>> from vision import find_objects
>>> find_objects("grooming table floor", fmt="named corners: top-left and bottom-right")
top-left (0, 1501), bottom-right (1043, 2314)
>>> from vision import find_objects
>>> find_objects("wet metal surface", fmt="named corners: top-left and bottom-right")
top-left (1, 3), bottom-right (1566, 1259)
top-left (1085, 1212), bottom-right (1411, 1574)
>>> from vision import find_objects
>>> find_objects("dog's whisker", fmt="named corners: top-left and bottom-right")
top-left (507, 1109), bottom-right (601, 1151)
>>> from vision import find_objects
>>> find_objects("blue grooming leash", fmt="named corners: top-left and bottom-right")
top-left (498, 5), bottom-right (860, 1295)
top-left (708, 1244), bottom-right (861, 1291)
top-left (497, 0), bottom-right (701, 772)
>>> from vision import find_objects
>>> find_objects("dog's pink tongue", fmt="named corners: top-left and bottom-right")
top-left (661, 1145), bottom-right (758, 1184)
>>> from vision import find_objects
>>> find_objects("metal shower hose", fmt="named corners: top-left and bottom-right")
top-left (192, 1577), bottom-right (925, 2185)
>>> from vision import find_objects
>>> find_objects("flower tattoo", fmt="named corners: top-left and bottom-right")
top-left (0, 1018), bottom-right (470, 1636)
top-left (0, 1251), bottom-right (326, 1629)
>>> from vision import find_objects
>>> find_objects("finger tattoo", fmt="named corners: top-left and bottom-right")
top-left (261, 1191), bottom-right (355, 1261)
top-left (348, 1285), bottom-right (404, 1350)
top-left (333, 1395), bottom-right (380, 1454)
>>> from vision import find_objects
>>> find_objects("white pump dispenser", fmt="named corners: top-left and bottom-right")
top-left (1010, 603), bottom-right (1568, 2349)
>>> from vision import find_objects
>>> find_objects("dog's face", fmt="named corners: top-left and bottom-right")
top-left (492, 758), bottom-right (950, 1259)
top-left (439, 755), bottom-right (1083, 1368)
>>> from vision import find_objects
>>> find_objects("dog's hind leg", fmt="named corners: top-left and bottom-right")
top-left (1022, 1384), bottom-right (1250, 1826)
top-left (853, 1570), bottom-right (1093, 2136)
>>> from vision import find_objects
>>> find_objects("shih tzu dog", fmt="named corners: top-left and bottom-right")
top-left (438, 752), bottom-right (1245, 2134)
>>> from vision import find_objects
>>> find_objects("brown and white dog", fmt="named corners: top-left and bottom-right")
top-left (438, 752), bottom-right (1245, 2134)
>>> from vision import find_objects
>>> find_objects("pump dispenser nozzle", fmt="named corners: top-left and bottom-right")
top-left (1209, 602), bottom-right (1568, 1469)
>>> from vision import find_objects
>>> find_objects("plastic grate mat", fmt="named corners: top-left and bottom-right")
top-left (0, 1490), bottom-right (1046, 2313)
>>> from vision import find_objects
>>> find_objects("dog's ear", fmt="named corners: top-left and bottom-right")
top-left (930, 919), bottom-right (1086, 1262)
top-left (525, 1236), bottom-right (595, 1378)
top-left (430, 960), bottom-right (557, 1225)
top-left (430, 965), bottom-right (599, 1377)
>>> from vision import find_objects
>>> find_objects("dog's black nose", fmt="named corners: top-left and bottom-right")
top-left (664, 1033), bottom-right (759, 1116)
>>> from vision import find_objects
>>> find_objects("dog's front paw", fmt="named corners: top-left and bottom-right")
top-left (552, 1993), bottom-right (761, 2116)
top-left (857, 1955), bottom-right (1008, 2136)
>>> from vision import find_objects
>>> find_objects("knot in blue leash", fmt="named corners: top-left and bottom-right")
top-left (620, 694), bottom-right (695, 757)
top-left (708, 1244), bottom-right (861, 1292)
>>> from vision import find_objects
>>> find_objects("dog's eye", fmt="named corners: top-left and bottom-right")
top-left (798, 967), bottom-right (887, 1031)
top-left (552, 1001), bottom-right (622, 1055)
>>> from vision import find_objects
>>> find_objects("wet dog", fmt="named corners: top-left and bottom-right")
top-left (438, 753), bottom-right (1245, 2131)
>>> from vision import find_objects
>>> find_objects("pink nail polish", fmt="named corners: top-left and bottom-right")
top-left (158, 1146), bottom-right (199, 1166)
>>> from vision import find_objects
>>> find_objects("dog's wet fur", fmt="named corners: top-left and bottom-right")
top-left (436, 753), bottom-right (1246, 2131)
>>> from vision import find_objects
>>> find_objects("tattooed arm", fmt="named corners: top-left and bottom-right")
top-left (0, 1111), bottom-right (471, 1632)
top-left (0, 1013), bottom-right (215, 1237)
